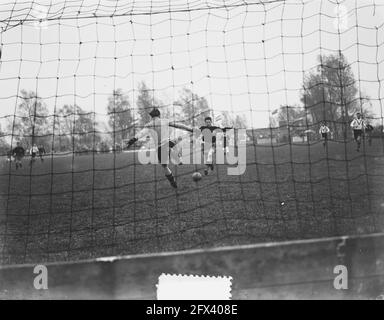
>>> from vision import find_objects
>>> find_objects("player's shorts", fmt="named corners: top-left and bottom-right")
top-left (353, 130), bottom-right (363, 140)
top-left (202, 142), bottom-right (216, 153)
top-left (31, 152), bottom-right (37, 158)
top-left (14, 156), bottom-right (23, 162)
top-left (321, 133), bottom-right (328, 139)
top-left (157, 141), bottom-right (176, 164)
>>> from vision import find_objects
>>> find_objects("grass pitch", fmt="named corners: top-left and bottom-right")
top-left (1, 139), bottom-right (383, 265)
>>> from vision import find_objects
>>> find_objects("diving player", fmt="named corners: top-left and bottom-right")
top-left (126, 107), bottom-right (193, 188)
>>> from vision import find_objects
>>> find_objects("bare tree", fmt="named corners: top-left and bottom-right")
top-left (301, 53), bottom-right (372, 139)
top-left (107, 89), bottom-right (134, 143)
top-left (174, 88), bottom-right (210, 126)
top-left (56, 104), bottom-right (99, 151)
top-left (7, 90), bottom-right (50, 147)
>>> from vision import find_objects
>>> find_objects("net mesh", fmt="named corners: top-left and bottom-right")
top-left (0, 0), bottom-right (383, 265)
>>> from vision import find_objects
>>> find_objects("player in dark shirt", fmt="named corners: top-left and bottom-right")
top-left (12, 142), bottom-right (25, 170)
top-left (38, 145), bottom-right (46, 162)
top-left (365, 123), bottom-right (374, 146)
top-left (199, 117), bottom-right (232, 175)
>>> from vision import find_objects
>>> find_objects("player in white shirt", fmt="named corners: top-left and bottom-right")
top-left (319, 121), bottom-right (331, 148)
top-left (350, 113), bottom-right (365, 152)
top-left (126, 108), bottom-right (192, 188)
top-left (30, 143), bottom-right (39, 166)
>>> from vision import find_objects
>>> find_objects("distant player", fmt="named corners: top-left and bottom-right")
top-left (365, 122), bottom-right (374, 146)
top-left (30, 143), bottom-right (39, 166)
top-left (126, 107), bottom-right (193, 188)
top-left (12, 142), bottom-right (25, 170)
top-left (350, 113), bottom-right (365, 152)
top-left (38, 144), bottom-right (46, 162)
top-left (319, 121), bottom-right (330, 148)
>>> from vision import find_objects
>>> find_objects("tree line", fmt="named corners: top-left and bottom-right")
top-left (270, 52), bottom-right (376, 140)
top-left (0, 81), bottom-right (247, 154)
top-left (0, 52), bottom-right (378, 154)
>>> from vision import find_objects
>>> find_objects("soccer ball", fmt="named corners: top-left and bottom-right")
top-left (192, 172), bottom-right (202, 182)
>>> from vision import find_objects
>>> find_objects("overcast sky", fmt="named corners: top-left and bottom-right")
top-left (0, 0), bottom-right (383, 130)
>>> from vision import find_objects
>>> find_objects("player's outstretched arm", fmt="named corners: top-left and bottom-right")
top-left (126, 137), bottom-right (138, 148)
top-left (169, 121), bottom-right (194, 132)
top-left (126, 122), bottom-right (151, 148)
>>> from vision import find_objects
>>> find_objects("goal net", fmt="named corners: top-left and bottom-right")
top-left (0, 0), bottom-right (383, 265)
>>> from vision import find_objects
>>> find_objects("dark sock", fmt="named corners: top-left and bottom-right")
top-left (165, 173), bottom-right (177, 188)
